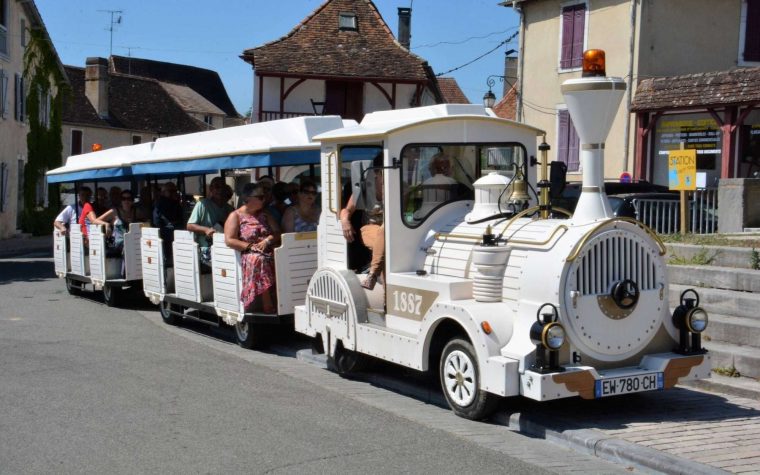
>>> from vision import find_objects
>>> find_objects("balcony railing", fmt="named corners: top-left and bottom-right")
top-left (260, 110), bottom-right (315, 122)
top-left (632, 188), bottom-right (718, 235)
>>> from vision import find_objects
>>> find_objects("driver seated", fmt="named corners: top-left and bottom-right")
top-left (415, 153), bottom-right (459, 219)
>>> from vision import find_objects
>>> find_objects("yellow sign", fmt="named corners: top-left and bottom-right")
top-left (668, 149), bottom-right (697, 191)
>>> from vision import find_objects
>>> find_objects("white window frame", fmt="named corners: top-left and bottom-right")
top-left (557, 0), bottom-right (589, 74)
top-left (738, 0), bottom-right (760, 66)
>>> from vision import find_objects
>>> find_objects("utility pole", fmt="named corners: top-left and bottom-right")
top-left (98, 10), bottom-right (123, 57)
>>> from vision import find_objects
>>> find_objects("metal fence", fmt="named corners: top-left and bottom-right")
top-left (632, 188), bottom-right (718, 235)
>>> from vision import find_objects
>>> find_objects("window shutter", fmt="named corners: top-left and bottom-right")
top-left (14, 73), bottom-right (20, 120)
top-left (560, 7), bottom-right (575, 69)
top-left (567, 114), bottom-right (580, 172)
top-left (0, 69), bottom-right (7, 118)
top-left (558, 110), bottom-right (570, 166)
top-left (745, 0), bottom-right (760, 62)
top-left (571, 5), bottom-right (586, 68)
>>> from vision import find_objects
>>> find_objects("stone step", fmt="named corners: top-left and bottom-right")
top-left (669, 284), bottom-right (760, 321)
top-left (680, 373), bottom-right (760, 401)
top-left (702, 339), bottom-right (760, 379)
top-left (666, 243), bottom-right (757, 269)
top-left (704, 314), bottom-right (760, 349)
top-left (668, 264), bottom-right (760, 292)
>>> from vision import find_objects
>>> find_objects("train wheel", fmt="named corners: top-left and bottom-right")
top-left (159, 300), bottom-right (181, 326)
top-left (235, 321), bottom-right (259, 349)
top-left (327, 344), bottom-right (367, 375)
top-left (103, 284), bottom-right (120, 307)
top-left (65, 277), bottom-right (81, 295)
top-left (440, 338), bottom-right (498, 420)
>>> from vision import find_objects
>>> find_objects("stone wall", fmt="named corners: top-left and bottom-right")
top-left (717, 178), bottom-right (760, 232)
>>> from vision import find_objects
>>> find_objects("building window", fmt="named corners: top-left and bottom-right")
top-left (0, 161), bottom-right (8, 212)
top-left (339, 12), bottom-right (357, 31)
top-left (132, 135), bottom-right (142, 145)
top-left (14, 73), bottom-right (25, 122)
top-left (20, 18), bottom-right (26, 47)
top-left (203, 114), bottom-right (213, 126)
top-left (0, 68), bottom-right (8, 119)
top-left (560, 2), bottom-right (586, 70)
top-left (557, 109), bottom-right (580, 172)
top-left (741, 0), bottom-right (760, 63)
top-left (37, 86), bottom-right (50, 128)
top-left (71, 130), bottom-right (83, 156)
top-left (0, 0), bottom-right (8, 56)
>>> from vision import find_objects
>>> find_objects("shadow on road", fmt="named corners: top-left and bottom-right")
top-left (0, 259), bottom-right (55, 285)
top-left (507, 385), bottom-right (760, 432)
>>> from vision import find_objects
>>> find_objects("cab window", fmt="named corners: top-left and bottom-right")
top-left (400, 143), bottom-right (526, 227)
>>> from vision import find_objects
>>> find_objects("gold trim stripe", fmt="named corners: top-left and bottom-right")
top-left (582, 186), bottom-right (601, 192)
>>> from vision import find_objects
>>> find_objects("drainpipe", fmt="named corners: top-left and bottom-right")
top-left (516, 2), bottom-right (525, 122)
top-left (622, 0), bottom-right (638, 173)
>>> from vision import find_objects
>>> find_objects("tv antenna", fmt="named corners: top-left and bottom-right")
top-left (99, 9), bottom-right (123, 57)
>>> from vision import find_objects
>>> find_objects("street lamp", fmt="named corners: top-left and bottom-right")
top-left (483, 49), bottom-right (518, 109)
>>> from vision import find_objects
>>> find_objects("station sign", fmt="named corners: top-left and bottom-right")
top-left (668, 149), bottom-right (697, 191)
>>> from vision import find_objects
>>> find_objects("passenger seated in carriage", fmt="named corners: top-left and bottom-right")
top-left (53, 186), bottom-right (92, 236)
top-left (224, 182), bottom-right (280, 314)
top-left (96, 189), bottom-right (139, 258)
top-left (153, 182), bottom-right (185, 264)
top-left (186, 176), bottom-right (234, 269)
top-left (282, 179), bottom-right (320, 233)
top-left (414, 152), bottom-right (459, 219)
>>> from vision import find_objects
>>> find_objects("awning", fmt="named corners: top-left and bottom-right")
top-left (130, 149), bottom-right (321, 175)
top-left (46, 167), bottom-right (132, 184)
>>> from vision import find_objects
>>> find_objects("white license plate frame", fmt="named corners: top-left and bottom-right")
top-left (594, 372), bottom-right (664, 398)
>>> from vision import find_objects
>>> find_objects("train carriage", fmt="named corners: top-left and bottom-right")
top-left (296, 51), bottom-right (712, 420)
top-left (47, 143), bottom-right (155, 305)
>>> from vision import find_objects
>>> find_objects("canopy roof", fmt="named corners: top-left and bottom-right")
top-left (46, 116), bottom-right (355, 182)
top-left (314, 104), bottom-right (544, 141)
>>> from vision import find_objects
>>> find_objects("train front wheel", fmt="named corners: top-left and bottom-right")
top-left (439, 338), bottom-right (498, 420)
top-left (65, 277), bottom-right (81, 295)
top-left (235, 321), bottom-right (260, 349)
top-left (159, 300), bottom-right (182, 326)
top-left (103, 284), bottom-right (120, 307)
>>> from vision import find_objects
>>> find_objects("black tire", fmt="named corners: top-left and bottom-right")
top-left (103, 284), bottom-right (120, 307)
top-left (65, 277), bottom-right (81, 295)
top-left (159, 300), bottom-right (182, 326)
top-left (439, 338), bottom-right (498, 420)
top-left (327, 344), bottom-right (368, 375)
top-left (234, 321), bottom-right (259, 349)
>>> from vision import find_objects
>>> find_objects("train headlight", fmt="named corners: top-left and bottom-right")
top-left (543, 323), bottom-right (566, 350)
top-left (529, 304), bottom-right (565, 373)
top-left (671, 288), bottom-right (708, 354)
top-left (686, 308), bottom-right (708, 334)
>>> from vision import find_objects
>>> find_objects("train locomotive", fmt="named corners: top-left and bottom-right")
top-left (296, 50), bottom-right (711, 420)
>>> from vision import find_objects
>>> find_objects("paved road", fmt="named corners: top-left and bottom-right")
top-left (0, 258), bottom-right (625, 474)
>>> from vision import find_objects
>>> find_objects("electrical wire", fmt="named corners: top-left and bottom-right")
top-left (413, 27), bottom-right (518, 50)
top-left (435, 31), bottom-right (518, 77)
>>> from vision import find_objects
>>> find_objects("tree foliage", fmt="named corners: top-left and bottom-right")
top-left (23, 27), bottom-right (69, 213)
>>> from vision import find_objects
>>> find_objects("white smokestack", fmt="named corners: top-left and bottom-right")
top-left (561, 77), bottom-right (626, 222)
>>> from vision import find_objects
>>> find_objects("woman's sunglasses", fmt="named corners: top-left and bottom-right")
top-left (301, 190), bottom-right (317, 196)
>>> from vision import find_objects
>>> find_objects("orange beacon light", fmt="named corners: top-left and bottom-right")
top-left (582, 49), bottom-right (606, 77)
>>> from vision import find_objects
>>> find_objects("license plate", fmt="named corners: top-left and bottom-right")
top-left (594, 372), bottom-right (664, 398)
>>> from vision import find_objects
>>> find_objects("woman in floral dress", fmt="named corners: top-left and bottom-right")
top-left (224, 182), bottom-right (281, 313)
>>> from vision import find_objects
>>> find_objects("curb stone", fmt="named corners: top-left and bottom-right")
top-left (295, 349), bottom-right (728, 475)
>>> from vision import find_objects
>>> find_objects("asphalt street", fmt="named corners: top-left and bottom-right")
top-left (0, 258), bottom-right (626, 474)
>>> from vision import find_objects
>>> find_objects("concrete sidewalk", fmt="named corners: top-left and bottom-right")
top-left (0, 235), bottom-right (53, 259)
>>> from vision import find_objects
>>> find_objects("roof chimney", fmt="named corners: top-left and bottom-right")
top-left (398, 7), bottom-right (411, 49)
top-left (85, 57), bottom-right (109, 119)
top-left (503, 55), bottom-right (518, 97)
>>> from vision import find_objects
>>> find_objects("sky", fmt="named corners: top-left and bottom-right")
top-left (34, 0), bottom-right (520, 116)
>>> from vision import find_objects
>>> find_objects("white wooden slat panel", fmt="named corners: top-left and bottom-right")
top-left (53, 230), bottom-right (68, 276)
top-left (89, 225), bottom-right (106, 285)
top-left (140, 227), bottom-right (165, 296)
top-left (275, 232), bottom-right (319, 315)
top-left (173, 231), bottom-right (201, 302)
top-left (212, 234), bottom-right (243, 315)
top-left (124, 223), bottom-right (143, 281)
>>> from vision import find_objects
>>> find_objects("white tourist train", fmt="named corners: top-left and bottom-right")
top-left (47, 50), bottom-right (711, 420)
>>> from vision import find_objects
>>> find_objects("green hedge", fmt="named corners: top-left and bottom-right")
top-left (20, 208), bottom-right (58, 236)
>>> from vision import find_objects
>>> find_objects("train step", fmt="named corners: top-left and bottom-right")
top-left (669, 284), bottom-right (760, 321)
top-left (667, 264), bottom-right (760, 293)
top-left (705, 314), bottom-right (760, 349)
top-left (702, 339), bottom-right (760, 380)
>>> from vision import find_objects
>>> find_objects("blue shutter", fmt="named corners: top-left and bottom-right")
top-left (568, 113), bottom-right (580, 172)
top-left (571, 5), bottom-right (586, 68)
top-left (558, 110), bottom-right (570, 166)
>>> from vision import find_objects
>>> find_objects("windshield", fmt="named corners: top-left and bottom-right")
top-left (400, 143), bottom-right (526, 227)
